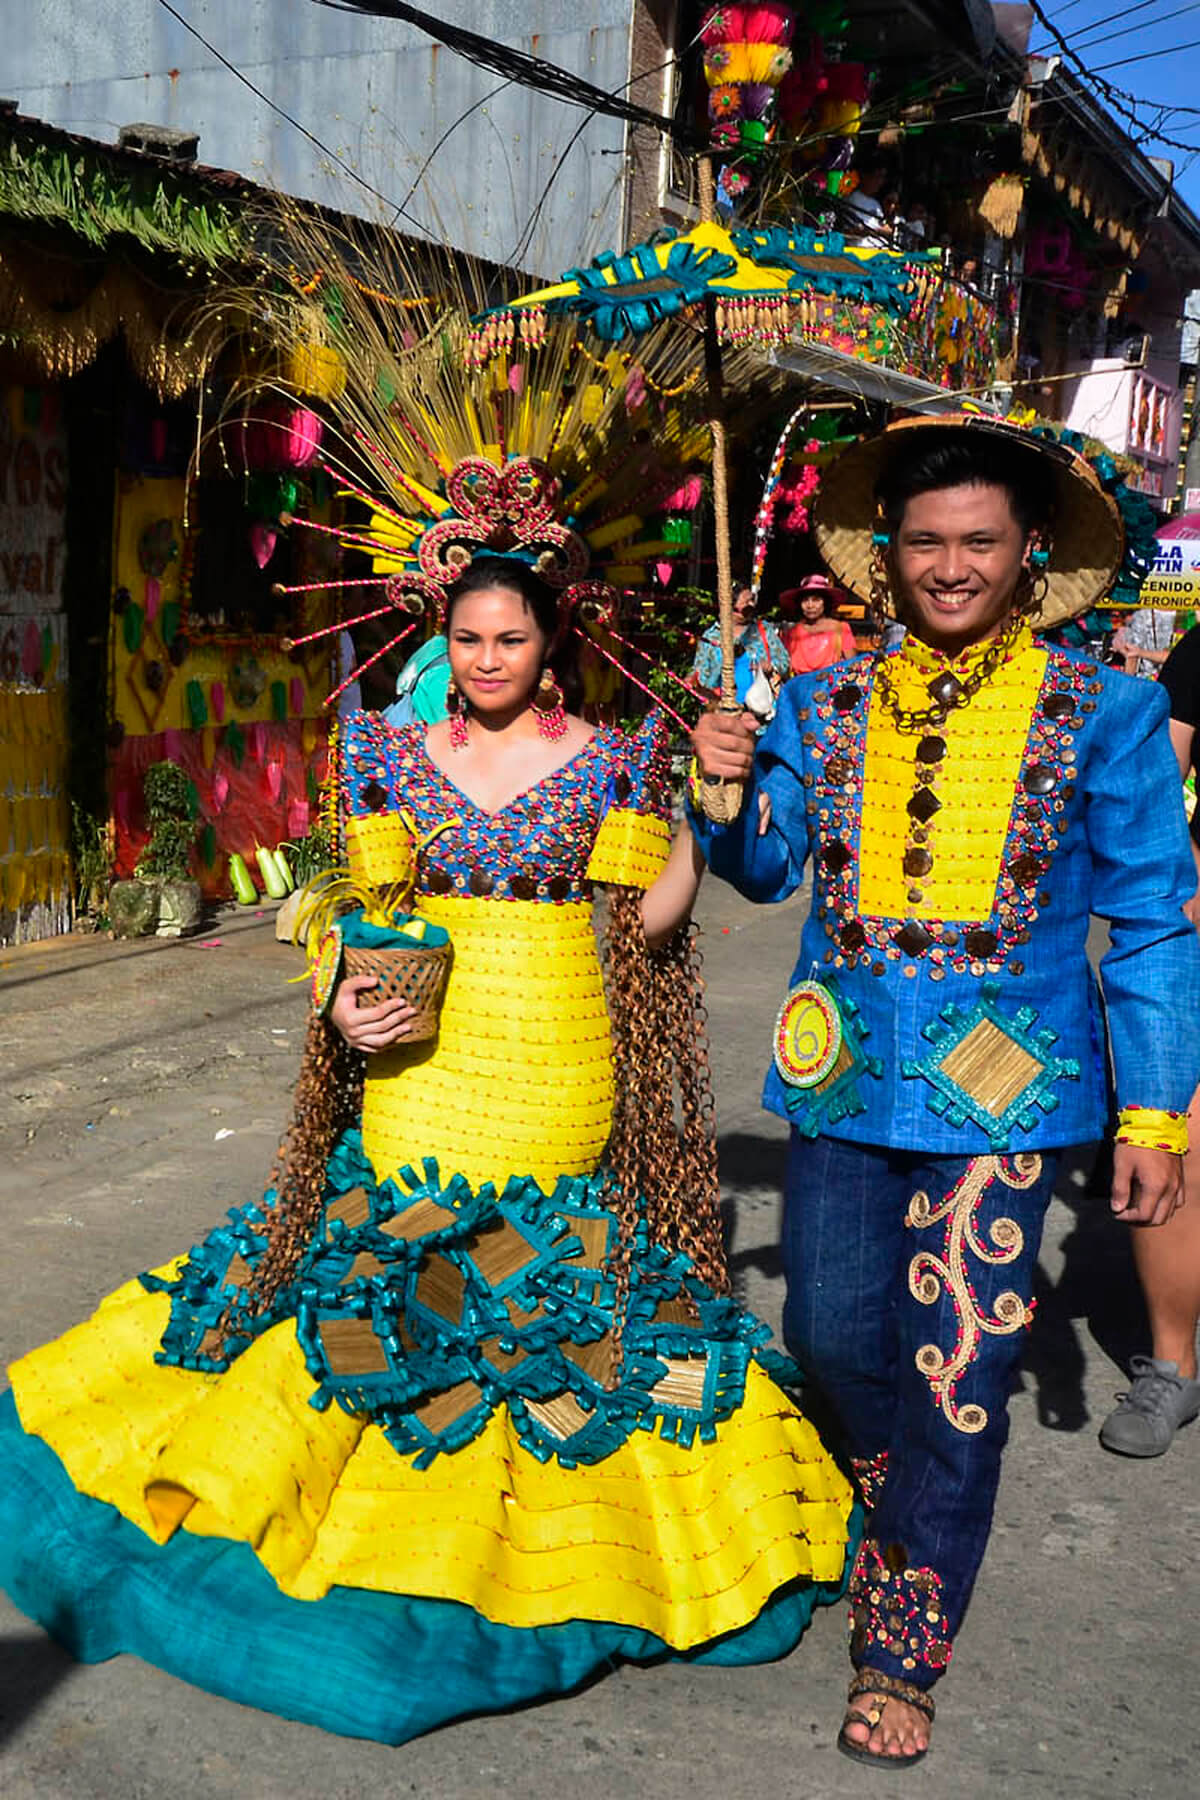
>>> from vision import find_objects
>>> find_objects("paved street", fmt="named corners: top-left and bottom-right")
top-left (1, 885), bottom-right (1195, 1799)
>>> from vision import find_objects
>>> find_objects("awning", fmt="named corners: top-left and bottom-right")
top-left (766, 339), bottom-right (970, 412)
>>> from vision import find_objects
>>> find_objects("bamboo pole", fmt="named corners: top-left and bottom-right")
top-left (696, 155), bottom-right (745, 824)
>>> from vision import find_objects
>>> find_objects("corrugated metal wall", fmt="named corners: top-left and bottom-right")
top-left (9, 1), bottom-right (635, 273)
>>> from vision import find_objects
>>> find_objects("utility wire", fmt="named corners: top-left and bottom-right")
top-left (153, 0), bottom-right (430, 233)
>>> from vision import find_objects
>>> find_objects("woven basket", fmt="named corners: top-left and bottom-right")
top-left (344, 940), bottom-right (451, 1041)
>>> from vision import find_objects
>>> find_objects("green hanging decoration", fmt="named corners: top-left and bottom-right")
top-left (40, 622), bottom-right (53, 670)
top-left (122, 602), bottom-right (144, 654)
top-left (160, 600), bottom-right (180, 645)
top-left (270, 679), bottom-right (288, 722)
top-left (185, 679), bottom-right (208, 729)
top-left (306, 764), bottom-right (319, 804)
top-left (200, 822), bottom-right (217, 867)
top-left (275, 475), bottom-right (300, 516)
top-left (225, 719), bottom-right (245, 768)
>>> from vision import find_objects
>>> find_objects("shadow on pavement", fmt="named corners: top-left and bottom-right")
top-left (1023, 1140), bottom-right (1147, 1433)
top-left (0, 1629), bottom-right (75, 1745)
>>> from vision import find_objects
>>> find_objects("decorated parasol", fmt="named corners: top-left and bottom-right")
top-left (474, 197), bottom-right (963, 819)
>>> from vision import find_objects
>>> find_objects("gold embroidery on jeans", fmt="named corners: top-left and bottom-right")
top-left (906, 1153), bottom-right (1040, 1435)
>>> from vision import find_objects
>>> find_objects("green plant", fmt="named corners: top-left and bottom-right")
top-left (70, 802), bottom-right (113, 919)
top-left (135, 761), bottom-right (199, 882)
top-left (281, 823), bottom-right (335, 886)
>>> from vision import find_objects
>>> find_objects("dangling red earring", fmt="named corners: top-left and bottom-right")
top-left (446, 678), bottom-right (469, 750)
top-left (532, 667), bottom-right (567, 740)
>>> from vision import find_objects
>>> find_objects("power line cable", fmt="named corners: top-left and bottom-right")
top-left (1062, 0), bottom-right (1200, 56)
top-left (1087, 35), bottom-right (1200, 69)
top-left (1031, 0), bottom-right (1188, 54)
top-left (153, 0), bottom-right (431, 233)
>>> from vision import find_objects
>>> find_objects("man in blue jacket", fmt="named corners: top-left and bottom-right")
top-left (690, 415), bottom-right (1200, 1767)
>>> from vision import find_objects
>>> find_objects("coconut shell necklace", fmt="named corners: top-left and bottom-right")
top-left (872, 611), bottom-right (1026, 735)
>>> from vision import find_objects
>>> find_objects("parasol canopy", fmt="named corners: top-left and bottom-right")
top-left (475, 218), bottom-right (993, 392)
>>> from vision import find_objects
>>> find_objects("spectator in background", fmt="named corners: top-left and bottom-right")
top-left (845, 160), bottom-right (893, 241)
top-left (1100, 621), bottom-right (1200, 1456)
top-left (691, 579), bottom-right (791, 705)
top-left (1113, 605), bottom-right (1179, 679)
top-left (780, 575), bottom-right (858, 674)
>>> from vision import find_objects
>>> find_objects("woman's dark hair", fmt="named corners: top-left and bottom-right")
top-left (443, 554), bottom-right (581, 709)
top-left (876, 430), bottom-right (1050, 538)
top-left (444, 555), bottom-right (560, 639)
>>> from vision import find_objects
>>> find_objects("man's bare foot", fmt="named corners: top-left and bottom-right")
top-left (837, 1672), bottom-right (934, 1767)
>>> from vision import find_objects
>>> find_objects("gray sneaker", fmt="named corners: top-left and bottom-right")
top-left (1099, 1356), bottom-right (1200, 1457)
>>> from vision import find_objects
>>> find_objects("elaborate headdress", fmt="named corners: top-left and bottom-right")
top-left (813, 411), bottom-right (1127, 629)
top-left (216, 228), bottom-right (720, 709)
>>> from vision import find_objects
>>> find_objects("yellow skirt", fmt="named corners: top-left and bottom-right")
top-left (10, 1266), bottom-right (852, 1651)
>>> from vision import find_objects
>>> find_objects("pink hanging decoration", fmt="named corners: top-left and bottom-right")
top-left (287, 799), bottom-right (310, 838)
top-left (247, 723), bottom-right (266, 763)
top-left (210, 681), bottom-right (226, 723)
top-left (249, 523), bottom-right (278, 569)
top-left (655, 560), bottom-right (675, 586)
top-left (508, 363), bottom-right (524, 394)
top-left (144, 576), bottom-right (161, 622)
top-left (659, 475), bottom-right (703, 512)
top-left (266, 759), bottom-right (283, 801)
top-left (290, 677), bottom-right (304, 715)
top-left (21, 619), bottom-right (41, 681)
top-left (212, 772), bottom-right (230, 812)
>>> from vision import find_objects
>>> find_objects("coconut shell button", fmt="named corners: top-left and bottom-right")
top-left (822, 840), bottom-right (853, 873)
top-left (896, 921), bottom-right (934, 955)
top-left (1023, 764), bottom-right (1056, 795)
top-left (916, 735), bottom-right (946, 765)
top-left (824, 756), bottom-right (853, 785)
top-left (840, 920), bottom-right (867, 953)
top-left (468, 865), bottom-right (495, 896)
top-left (903, 847), bottom-right (933, 878)
top-left (832, 683), bottom-right (862, 712)
top-left (964, 929), bottom-right (998, 958)
top-left (1043, 693), bottom-right (1074, 720)
top-left (907, 786), bottom-right (941, 822)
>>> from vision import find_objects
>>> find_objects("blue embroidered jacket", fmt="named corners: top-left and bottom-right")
top-left (690, 639), bottom-right (1200, 1155)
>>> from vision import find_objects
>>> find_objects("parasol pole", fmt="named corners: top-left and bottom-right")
top-left (697, 154), bottom-right (746, 824)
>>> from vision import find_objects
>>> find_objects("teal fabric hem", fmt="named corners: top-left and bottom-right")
top-left (0, 1391), bottom-right (860, 1746)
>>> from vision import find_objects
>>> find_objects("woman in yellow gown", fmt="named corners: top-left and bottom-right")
top-left (0, 559), bottom-right (853, 1743)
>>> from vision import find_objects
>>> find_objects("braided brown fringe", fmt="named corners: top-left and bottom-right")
top-left (214, 1011), bottom-right (364, 1353)
top-left (604, 887), bottom-right (730, 1370)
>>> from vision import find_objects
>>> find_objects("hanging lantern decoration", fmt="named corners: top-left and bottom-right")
top-left (225, 399), bottom-right (324, 472)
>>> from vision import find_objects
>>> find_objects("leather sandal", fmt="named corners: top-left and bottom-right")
top-left (837, 1668), bottom-right (935, 1768)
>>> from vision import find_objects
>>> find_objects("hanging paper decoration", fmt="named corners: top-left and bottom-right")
top-left (225, 399), bottom-right (324, 471)
top-left (225, 720), bottom-right (245, 768)
top-left (122, 603), bottom-right (144, 654)
top-left (270, 680), bottom-right (288, 722)
top-left (211, 770), bottom-right (230, 812)
top-left (200, 822), bottom-right (217, 867)
top-left (287, 798), bottom-right (311, 839)
top-left (144, 576), bottom-right (161, 622)
top-left (290, 676), bottom-right (305, 715)
top-left (247, 722), bottom-right (266, 763)
top-left (266, 758), bottom-right (283, 801)
top-left (160, 600), bottom-right (180, 646)
top-left (185, 679), bottom-right (208, 729)
top-left (249, 522), bottom-right (279, 569)
top-left (210, 681), bottom-right (226, 723)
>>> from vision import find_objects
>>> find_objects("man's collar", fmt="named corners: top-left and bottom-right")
top-left (898, 618), bottom-right (1033, 675)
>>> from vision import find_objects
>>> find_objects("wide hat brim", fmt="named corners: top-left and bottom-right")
top-left (812, 413), bottom-right (1124, 628)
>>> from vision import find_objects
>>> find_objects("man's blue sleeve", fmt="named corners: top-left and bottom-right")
top-left (686, 685), bottom-right (811, 903)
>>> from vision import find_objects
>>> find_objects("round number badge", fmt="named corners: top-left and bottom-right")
top-left (773, 981), bottom-right (843, 1088)
top-left (311, 922), bottom-right (344, 1016)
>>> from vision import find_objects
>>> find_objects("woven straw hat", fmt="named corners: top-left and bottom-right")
top-left (812, 412), bottom-right (1124, 628)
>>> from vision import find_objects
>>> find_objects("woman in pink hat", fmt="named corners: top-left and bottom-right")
top-left (780, 574), bottom-right (857, 675)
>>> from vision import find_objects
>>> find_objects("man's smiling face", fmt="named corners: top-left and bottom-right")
top-left (891, 481), bottom-right (1032, 654)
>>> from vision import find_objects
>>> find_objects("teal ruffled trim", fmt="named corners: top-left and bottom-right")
top-left (147, 1132), bottom-right (775, 1472)
top-left (0, 1391), bottom-right (861, 1745)
top-left (730, 225), bottom-right (930, 313)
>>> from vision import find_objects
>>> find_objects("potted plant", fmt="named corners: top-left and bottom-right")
top-left (109, 761), bottom-right (203, 938)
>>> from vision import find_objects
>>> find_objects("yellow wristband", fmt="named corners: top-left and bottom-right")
top-left (1115, 1107), bottom-right (1188, 1155)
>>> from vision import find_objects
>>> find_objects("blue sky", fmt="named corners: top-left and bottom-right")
top-left (1037, 0), bottom-right (1200, 213)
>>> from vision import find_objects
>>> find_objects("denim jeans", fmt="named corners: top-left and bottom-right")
top-left (782, 1131), bottom-right (1058, 1691)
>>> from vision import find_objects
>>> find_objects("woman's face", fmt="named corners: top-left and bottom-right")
top-left (732, 586), bottom-right (756, 625)
top-left (800, 592), bottom-right (827, 622)
top-left (447, 585), bottom-right (549, 719)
